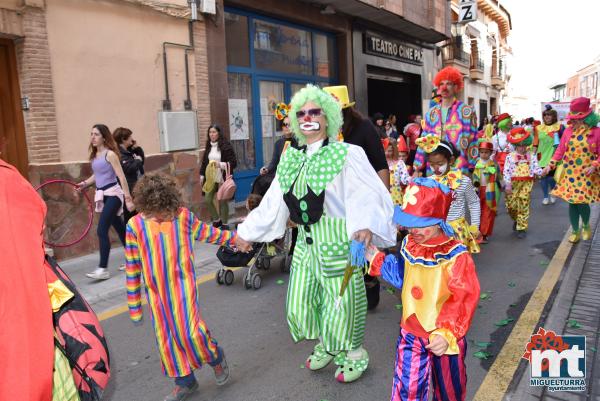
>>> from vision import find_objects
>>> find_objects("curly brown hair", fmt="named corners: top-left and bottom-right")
top-left (133, 173), bottom-right (183, 217)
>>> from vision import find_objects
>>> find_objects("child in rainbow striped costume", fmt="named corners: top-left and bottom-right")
top-left (125, 173), bottom-right (236, 401)
top-left (365, 178), bottom-right (480, 401)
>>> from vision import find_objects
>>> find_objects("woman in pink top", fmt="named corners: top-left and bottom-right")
top-left (77, 124), bottom-right (134, 280)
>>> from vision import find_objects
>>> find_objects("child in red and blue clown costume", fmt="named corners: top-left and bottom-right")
top-left (364, 178), bottom-right (480, 401)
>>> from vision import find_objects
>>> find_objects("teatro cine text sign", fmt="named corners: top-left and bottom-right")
top-left (364, 33), bottom-right (424, 65)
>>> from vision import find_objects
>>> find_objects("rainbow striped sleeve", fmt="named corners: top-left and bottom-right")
top-left (191, 210), bottom-right (237, 247)
top-left (125, 223), bottom-right (143, 322)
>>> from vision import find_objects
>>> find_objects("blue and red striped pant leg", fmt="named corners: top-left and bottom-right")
top-left (390, 328), bottom-right (468, 401)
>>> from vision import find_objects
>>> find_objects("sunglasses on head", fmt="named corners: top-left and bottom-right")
top-left (296, 108), bottom-right (322, 119)
top-left (282, 122), bottom-right (290, 127)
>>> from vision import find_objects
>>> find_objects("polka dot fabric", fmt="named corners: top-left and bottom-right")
top-left (552, 127), bottom-right (600, 204)
top-left (277, 142), bottom-right (349, 196)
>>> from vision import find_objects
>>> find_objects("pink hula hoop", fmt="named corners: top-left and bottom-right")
top-left (36, 179), bottom-right (94, 248)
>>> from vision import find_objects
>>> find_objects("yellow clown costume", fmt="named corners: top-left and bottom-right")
top-left (503, 128), bottom-right (543, 234)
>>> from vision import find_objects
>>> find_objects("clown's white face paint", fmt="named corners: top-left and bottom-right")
top-left (297, 101), bottom-right (327, 144)
top-left (300, 122), bottom-right (320, 131)
top-left (433, 163), bottom-right (448, 176)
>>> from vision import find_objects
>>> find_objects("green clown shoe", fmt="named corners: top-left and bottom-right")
top-left (334, 348), bottom-right (369, 383)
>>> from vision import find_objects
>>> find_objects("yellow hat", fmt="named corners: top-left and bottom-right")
top-left (322, 85), bottom-right (355, 109)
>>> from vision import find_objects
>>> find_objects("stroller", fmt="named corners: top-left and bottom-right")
top-left (215, 227), bottom-right (293, 290)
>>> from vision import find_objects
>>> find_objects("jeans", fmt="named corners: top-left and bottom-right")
top-left (540, 175), bottom-right (556, 199)
top-left (173, 347), bottom-right (224, 388)
top-left (97, 189), bottom-right (126, 268)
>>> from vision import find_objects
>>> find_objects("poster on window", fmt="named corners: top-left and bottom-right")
top-left (228, 99), bottom-right (249, 140)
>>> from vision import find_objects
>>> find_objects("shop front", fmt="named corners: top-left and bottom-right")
top-left (352, 27), bottom-right (440, 129)
top-left (224, 8), bottom-right (338, 200)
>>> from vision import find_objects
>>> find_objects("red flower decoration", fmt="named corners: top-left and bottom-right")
top-left (522, 328), bottom-right (570, 372)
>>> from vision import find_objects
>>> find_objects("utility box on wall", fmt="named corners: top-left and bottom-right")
top-left (158, 111), bottom-right (199, 152)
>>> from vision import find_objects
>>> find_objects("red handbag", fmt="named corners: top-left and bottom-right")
top-left (217, 162), bottom-right (236, 201)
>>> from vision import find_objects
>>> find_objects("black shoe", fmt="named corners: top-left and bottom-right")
top-left (212, 220), bottom-right (222, 228)
top-left (517, 230), bottom-right (527, 239)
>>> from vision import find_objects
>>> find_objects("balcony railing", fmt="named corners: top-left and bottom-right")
top-left (441, 43), bottom-right (470, 74)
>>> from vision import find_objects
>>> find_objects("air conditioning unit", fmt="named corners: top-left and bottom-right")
top-left (201, 0), bottom-right (216, 14)
top-left (158, 111), bottom-right (199, 152)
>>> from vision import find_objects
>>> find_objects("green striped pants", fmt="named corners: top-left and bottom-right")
top-left (285, 215), bottom-right (367, 352)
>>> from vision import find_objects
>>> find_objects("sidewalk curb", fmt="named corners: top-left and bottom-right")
top-left (472, 222), bottom-right (576, 400)
top-left (505, 205), bottom-right (600, 401)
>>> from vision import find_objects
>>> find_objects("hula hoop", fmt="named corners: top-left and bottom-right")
top-left (36, 179), bottom-right (94, 248)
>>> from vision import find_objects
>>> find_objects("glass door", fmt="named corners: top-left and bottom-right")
top-left (258, 80), bottom-right (285, 169)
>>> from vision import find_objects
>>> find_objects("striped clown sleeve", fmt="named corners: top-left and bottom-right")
top-left (191, 211), bottom-right (237, 247)
top-left (125, 224), bottom-right (143, 322)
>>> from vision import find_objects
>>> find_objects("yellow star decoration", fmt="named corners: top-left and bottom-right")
top-left (402, 185), bottom-right (420, 209)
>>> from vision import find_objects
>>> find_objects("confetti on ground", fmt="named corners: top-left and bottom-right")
top-left (540, 260), bottom-right (549, 266)
top-left (473, 351), bottom-right (493, 360)
top-left (591, 347), bottom-right (597, 352)
top-left (495, 318), bottom-right (515, 327)
top-left (509, 303), bottom-right (517, 307)
top-left (567, 320), bottom-right (582, 329)
top-left (386, 287), bottom-right (395, 295)
top-left (395, 304), bottom-right (403, 310)
top-left (480, 292), bottom-right (491, 300)
top-left (476, 342), bottom-right (493, 349)
top-left (276, 279), bottom-right (285, 285)
top-left (477, 304), bottom-right (482, 308)
top-left (508, 282), bottom-right (516, 288)
top-left (300, 364), bottom-right (305, 369)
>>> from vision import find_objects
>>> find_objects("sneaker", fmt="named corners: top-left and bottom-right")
top-left (164, 382), bottom-right (198, 401)
top-left (542, 198), bottom-right (549, 205)
top-left (213, 349), bottom-right (230, 386)
top-left (86, 268), bottom-right (110, 280)
top-left (119, 264), bottom-right (126, 271)
top-left (550, 196), bottom-right (556, 204)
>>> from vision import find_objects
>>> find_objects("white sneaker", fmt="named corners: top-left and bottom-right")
top-left (550, 196), bottom-right (556, 204)
top-left (86, 268), bottom-right (110, 280)
top-left (119, 264), bottom-right (126, 271)
top-left (542, 198), bottom-right (549, 205)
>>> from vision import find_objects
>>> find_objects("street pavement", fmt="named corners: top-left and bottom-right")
top-left (60, 187), bottom-right (578, 401)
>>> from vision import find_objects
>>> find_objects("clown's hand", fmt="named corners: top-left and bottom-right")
top-left (425, 334), bottom-right (449, 356)
top-left (364, 244), bottom-right (380, 263)
top-left (352, 229), bottom-right (373, 248)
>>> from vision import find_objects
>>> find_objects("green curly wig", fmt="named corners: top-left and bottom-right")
top-left (583, 112), bottom-right (600, 128)
top-left (289, 84), bottom-right (343, 146)
top-left (498, 117), bottom-right (512, 132)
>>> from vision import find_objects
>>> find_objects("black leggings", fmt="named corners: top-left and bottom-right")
top-left (97, 194), bottom-right (126, 268)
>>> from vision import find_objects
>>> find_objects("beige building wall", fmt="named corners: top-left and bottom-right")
top-left (45, 0), bottom-right (199, 161)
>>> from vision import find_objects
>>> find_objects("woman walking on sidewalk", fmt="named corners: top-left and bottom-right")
top-left (545, 97), bottom-right (600, 243)
top-left (78, 124), bottom-right (134, 280)
top-left (199, 124), bottom-right (237, 228)
top-left (113, 127), bottom-right (145, 223)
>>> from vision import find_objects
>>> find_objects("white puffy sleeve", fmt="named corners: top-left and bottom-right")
top-left (237, 178), bottom-right (290, 243)
top-left (342, 145), bottom-right (396, 248)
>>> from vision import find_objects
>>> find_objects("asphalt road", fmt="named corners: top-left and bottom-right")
top-left (98, 188), bottom-right (569, 401)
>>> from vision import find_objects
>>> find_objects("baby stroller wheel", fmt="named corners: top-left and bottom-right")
top-left (244, 272), bottom-right (252, 289)
top-left (252, 273), bottom-right (262, 290)
top-left (224, 269), bottom-right (234, 286)
top-left (216, 269), bottom-right (225, 285)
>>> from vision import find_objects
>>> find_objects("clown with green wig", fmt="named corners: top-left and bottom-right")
top-left (503, 127), bottom-right (544, 239)
top-left (236, 84), bottom-right (396, 383)
top-left (492, 112), bottom-right (513, 174)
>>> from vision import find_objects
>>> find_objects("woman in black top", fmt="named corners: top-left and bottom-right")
top-left (113, 127), bottom-right (145, 223)
top-left (199, 124), bottom-right (237, 228)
